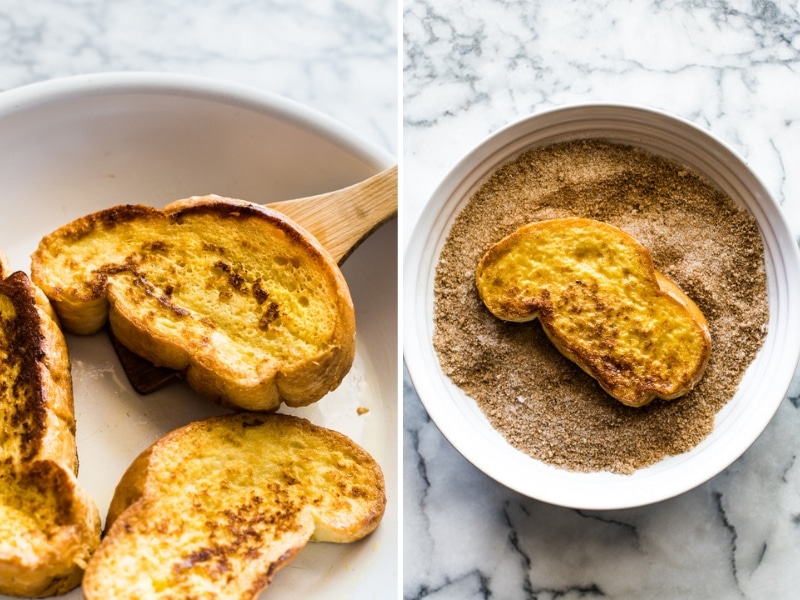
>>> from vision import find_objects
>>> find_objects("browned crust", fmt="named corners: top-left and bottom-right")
top-left (57, 204), bottom-right (160, 244)
top-left (83, 413), bottom-right (386, 599)
top-left (0, 272), bottom-right (51, 462)
top-left (476, 217), bottom-right (712, 407)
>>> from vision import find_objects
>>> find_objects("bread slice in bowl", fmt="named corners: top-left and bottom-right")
top-left (31, 195), bottom-right (356, 411)
top-left (82, 412), bottom-right (386, 599)
top-left (0, 256), bottom-right (101, 597)
top-left (476, 217), bottom-right (711, 407)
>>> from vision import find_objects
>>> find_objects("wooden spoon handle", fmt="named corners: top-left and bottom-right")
top-left (266, 164), bottom-right (397, 264)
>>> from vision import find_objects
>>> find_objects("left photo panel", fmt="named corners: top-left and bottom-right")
top-left (0, 2), bottom-right (398, 599)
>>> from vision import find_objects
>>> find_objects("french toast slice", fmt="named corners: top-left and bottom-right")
top-left (81, 412), bottom-right (386, 600)
top-left (0, 257), bottom-right (101, 597)
top-left (30, 195), bottom-right (356, 411)
top-left (475, 218), bottom-right (711, 407)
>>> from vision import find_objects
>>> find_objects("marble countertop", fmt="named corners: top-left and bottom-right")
top-left (403, 1), bottom-right (800, 599)
top-left (0, 0), bottom-right (397, 155)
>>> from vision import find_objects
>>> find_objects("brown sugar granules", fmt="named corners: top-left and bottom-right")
top-left (432, 139), bottom-right (769, 474)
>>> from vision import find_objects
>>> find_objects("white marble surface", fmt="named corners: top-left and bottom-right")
top-left (0, 0), bottom-right (397, 155)
top-left (403, 1), bottom-right (800, 599)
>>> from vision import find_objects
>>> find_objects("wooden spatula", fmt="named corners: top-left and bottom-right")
top-left (110, 165), bottom-right (398, 394)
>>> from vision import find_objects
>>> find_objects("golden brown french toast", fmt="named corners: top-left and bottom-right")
top-left (0, 258), bottom-right (101, 597)
top-left (475, 218), bottom-right (711, 407)
top-left (82, 412), bottom-right (386, 600)
top-left (30, 195), bottom-right (356, 411)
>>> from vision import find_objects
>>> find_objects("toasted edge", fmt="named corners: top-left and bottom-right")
top-left (0, 269), bottom-right (101, 597)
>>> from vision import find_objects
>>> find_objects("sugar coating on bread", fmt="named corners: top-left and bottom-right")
top-left (82, 413), bottom-right (386, 600)
top-left (0, 263), bottom-right (101, 597)
top-left (30, 196), bottom-right (356, 411)
top-left (476, 218), bottom-right (711, 407)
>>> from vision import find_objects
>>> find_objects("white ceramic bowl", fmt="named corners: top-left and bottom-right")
top-left (404, 104), bottom-right (800, 510)
top-left (0, 72), bottom-right (396, 599)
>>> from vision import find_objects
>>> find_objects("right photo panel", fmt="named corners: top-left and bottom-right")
top-left (403, 1), bottom-right (800, 598)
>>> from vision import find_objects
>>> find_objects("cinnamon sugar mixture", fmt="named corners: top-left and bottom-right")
top-left (433, 140), bottom-right (768, 474)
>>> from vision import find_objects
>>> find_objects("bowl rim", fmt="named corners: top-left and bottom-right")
top-left (0, 71), bottom-right (395, 168)
top-left (404, 102), bottom-right (800, 509)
